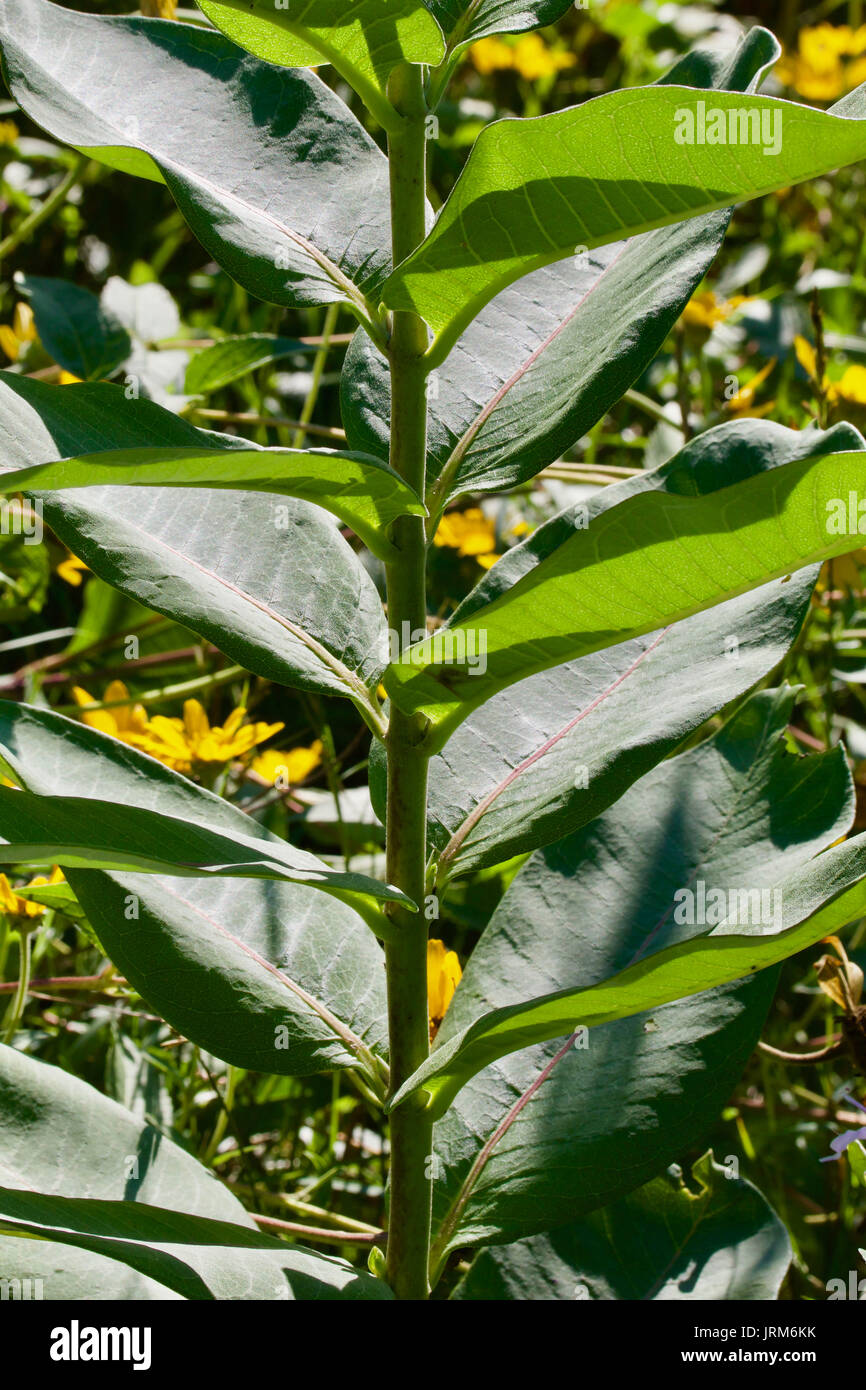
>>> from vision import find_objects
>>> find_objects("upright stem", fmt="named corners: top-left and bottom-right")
top-left (383, 62), bottom-right (433, 1301)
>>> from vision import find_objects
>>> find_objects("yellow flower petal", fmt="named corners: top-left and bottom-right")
top-left (57, 554), bottom-right (90, 586)
top-left (828, 364), bottom-right (866, 405)
top-left (0, 325), bottom-right (20, 362)
top-left (434, 507), bottom-right (499, 563)
top-left (12, 303), bottom-right (35, 343)
top-left (794, 334), bottom-right (818, 381)
top-left (724, 357), bottom-right (777, 417)
top-left (182, 699), bottom-right (211, 744)
top-left (469, 36), bottom-right (514, 74)
top-left (427, 938), bottom-right (462, 1040)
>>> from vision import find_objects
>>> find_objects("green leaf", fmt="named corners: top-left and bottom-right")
top-left (344, 216), bottom-right (731, 504)
top-left (0, 375), bottom-right (389, 721)
top-left (0, 0), bottom-right (392, 323)
top-left (395, 703), bottom-right (866, 1126)
top-left (391, 689), bottom-right (854, 1256)
top-left (197, 0), bottom-right (445, 132)
top-left (8, 444), bottom-right (426, 563)
top-left (383, 421), bottom-right (866, 751)
top-left (0, 784), bottom-right (409, 917)
top-left (185, 335), bottom-right (314, 396)
top-left (427, 0), bottom-right (575, 50)
top-left (10, 879), bottom-right (85, 919)
top-left (343, 28), bottom-right (779, 504)
top-left (424, 568), bottom-right (820, 882)
top-left (0, 702), bottom-right (390, 1080)
top-left (16, 274), bottom-right (131, 382)
top-left (452, 1153), bottom-right (790, 1300)
top-left (0, 1047), bottom-right (390, 1300)
top-left (383, 84), bottom-right (866, 357)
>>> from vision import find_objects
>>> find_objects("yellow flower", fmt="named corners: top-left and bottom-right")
top-left (0, 121), bottom-right (19, 146)
top-left (72, 681), bottom-right (149, 744)
top-left (469, 33), bottom-right (575, 79)
top-left (0, 302), bottom-right (36, 363)
top-left (469, 36), bottom-right (514, 74)
top-left (136, 700), bottom-right (284, 775)
top-left (511, 33), bottom-right (576, 80)
top-left (724, 358), bottom-right (777, 419)
top-left (828, 364), bottom-right (866, 406)
top-left (680, 290), bottom-right (748, 331)
top-left (794, 336), bottom-right (866, 408)
top-left (776, 25), bottom-right (866, 100)
top-left (140, 0), bottom-right (177, 16)
top-left (427, 939), bottom-right (462, 1041)
top-left (57, 553), bottom-right (90, 586)
top-left (434, 506), bottom-right (499, 568)
top-left (251, 741), bottom-right (324, 788)
top-left (0, 866), bottom-right (65, 920)
top-left (58, 371), bottom-right (82, 386)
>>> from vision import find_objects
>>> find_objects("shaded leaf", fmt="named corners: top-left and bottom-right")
top-left (0, 375), bottom-right (389, 717)
top-left (0, 1047), bottom-right (390, 1300)
top-left (453, 1153), bottom-right (790, 1301)
top-left (343, 28), bottom-right (779, 504)
top-left (384, 421), bottom-right (866, 751)
top-left (16, 274), bottom-right (131, 381)
top-left (393, 689), bottom-right (854, 1253)
top-left (424, 567), bottom-right (820, 880)
top-left (0, 703), bottom-right (390, 1080)
top-left (0, 0), bottom-right (392, 318)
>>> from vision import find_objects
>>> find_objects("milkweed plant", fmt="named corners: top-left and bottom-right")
top-left (1, 0), bottom-right (866, 1302)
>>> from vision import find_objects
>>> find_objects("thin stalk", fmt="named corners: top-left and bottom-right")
top-left (382, 62), bottom-right (434, 1302)
top-left (252, 1213), bottom-right (384, 1248)
top-left (193, 409), bottom-right (346, 441)
top-left (2, 926), bottom-right (34, 1043)
top-left (51, 663), bottom-right (247, 715)
top-left (292, 302), bottom-right (340, 448)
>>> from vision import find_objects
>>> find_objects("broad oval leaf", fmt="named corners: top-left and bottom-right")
top-left (8, 444), bottom-right (425, 563)
top-left (0, 0), bottom-right (392, 318)
top-left (0, 375), bottom-right (389, 720)
top-left (185, 335), bottom-right (315, 396)
top-left (391, 689), bottom-right (855, 1253)
top-left (394, 689), bottom-right (866, 1128)
top-left (383, 421), bottom-right (866, 750)
top-left (384, 85), bottom-right (866, 357)
top-left (427, 0), bottom-right (575, 50)
top-left (452, 1153), bottom-right (790, 1301)
top-left (0, 1047), bottom-right (390, 1300)
top-left (0, 703), bottom-right (390, 1082)
top-left (424, 569), bottom-right (820, 882)
top-left (0, 785), bottom-right (408, 920)
top-left (16, 274), bottom-right (131, 382)
top-left (197, 0), bottom-right (445, 132)
top-left (342, 28), bottom-right (779, 505)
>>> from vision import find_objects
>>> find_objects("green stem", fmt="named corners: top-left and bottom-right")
top-left (383, 63), bottom-right (434, 1302)
top-left (2, 924), bottom-right (34, 1044)
top-left (0, 156), bottom-right (89, 264)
